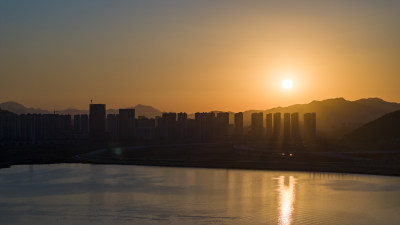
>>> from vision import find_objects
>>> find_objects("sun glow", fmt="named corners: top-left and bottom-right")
top-left (282, 79), bottom-right (293, 90)
top-left (277, 176), bottom-right (296, 225)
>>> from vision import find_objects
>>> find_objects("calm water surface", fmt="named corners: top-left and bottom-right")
top-left (0, 164), bottom-right (400, 224)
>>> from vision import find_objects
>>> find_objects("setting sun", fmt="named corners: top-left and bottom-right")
top-left (282, 79), bottom-right (293, 90)
top-left (1, 2), bottom-right (400, 225)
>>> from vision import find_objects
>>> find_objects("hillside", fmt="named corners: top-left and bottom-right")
top-left (0, 102), bottom-right (50, 114)
top-left (342, 110), bottom-right (400, 144)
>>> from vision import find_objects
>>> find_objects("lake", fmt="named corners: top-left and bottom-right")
top-left (0, 164), bottom-right (400, 224)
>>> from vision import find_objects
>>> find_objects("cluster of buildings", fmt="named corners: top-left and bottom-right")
top-left (89, 104), bottom-right (317, 142)
top-left (0, 112), bottom-right (80, 142)
top-left (0, 103), bottom-right (317, 144)
top-left (249, 112), bottom-right (317, 140)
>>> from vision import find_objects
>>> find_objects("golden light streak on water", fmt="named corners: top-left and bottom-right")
top-left (277, 176), bottom-right (296, 225)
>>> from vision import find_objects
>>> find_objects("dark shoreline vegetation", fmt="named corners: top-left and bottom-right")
top-left (1, 141), bottom-right (400, 177)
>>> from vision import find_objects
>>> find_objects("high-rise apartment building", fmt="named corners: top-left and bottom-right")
top-left (251, 112), bottom-right (263, 138)
top-left (273, 112), bottom-right (281, 139)
top-left (177, 112), bottom-right (188, 141)
top-left (234, 112), bottom-right (243, 139)
top-left (216, 112), bottom-right (229, 141)
top-left (266, 113), bottom-right (272, 139)
top-left (304, 112), bottom-right (317, 139)
top-left (89, 104), bottom-right (106, 140)
top-left (119, 108), bottom-right (135, 140)
top-left (107, 114), bottom-right (119, 139)
top-left (291, 113), bottom-right (300, 139)
top-left (284, 113), bottom-right (291, 139)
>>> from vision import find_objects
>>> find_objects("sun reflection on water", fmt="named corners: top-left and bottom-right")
top-left (277, 176), bottom-right (296, 225)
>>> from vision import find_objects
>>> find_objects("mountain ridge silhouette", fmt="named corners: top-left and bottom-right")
top-left (2, 98), bottom-right (399, 138)
top-left (342, 110), bottom-right (400, 144)
top-left (0, 101), bottom-right (163, 118)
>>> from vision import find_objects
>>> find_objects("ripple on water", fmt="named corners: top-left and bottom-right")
top-left (0, 164), bottom-right (400, 225)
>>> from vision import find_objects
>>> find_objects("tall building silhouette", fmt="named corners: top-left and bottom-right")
top-left (89, 104), bottom-right (106, 140)
top-left (195, 112), bottom-right (216, 141)
top-left (177, 112), bottom-right (188, 141)
top-left (304, 112), bottom-right (317, 139)
top-left (284, 113), bottom-right (291, 140)
top-left (273, 112), bottom-right (281, 139)
top-left (0, 110), bottom-right (17, 141)
top-left (186, 118), bottom-right (197, 141)
top-left (119, 109), bottom-right (135, 140)
top-left (72, 114), bottom-right (87, 134)
top-left (251, 112), bottom-right (263, 138)
top-left (107, 114), bottom-right (119, 139)
top-left (194, 112), bottom-right (203, 140)
top-left (266, 113), bottom-right (272, 139)
top-left (135, 116), bottom-right (156, 140)
top-left (234, 112), bottom-right (243, 139)
top-left (204, 112), bottom-right (216, 141)
top-left (80, 114), bottom-right (89, 133)
top-left (216, 112), bottom-right (229, 141)
top-left (291, 112), bottom-right (300, 140)
top-left (73, 115), bottom-right (81, 131)
top-left (160, 113), bottom-right (177, 141)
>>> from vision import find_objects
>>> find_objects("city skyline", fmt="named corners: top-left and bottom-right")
top-left (1, 1), bottom-right (400, 112)
top-left (0, 102), bottom-right (317, 143)
top-left (2, 2), bottom-right (400, 224)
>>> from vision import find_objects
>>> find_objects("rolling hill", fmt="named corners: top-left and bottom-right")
top-left (342, 110), bottom-right (400, 144)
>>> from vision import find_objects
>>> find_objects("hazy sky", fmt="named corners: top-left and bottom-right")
top-left (1, 0), bottom-right (400, 113)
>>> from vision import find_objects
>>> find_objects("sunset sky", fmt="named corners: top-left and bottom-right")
top-left (1, 1), bottom-right (400, 113)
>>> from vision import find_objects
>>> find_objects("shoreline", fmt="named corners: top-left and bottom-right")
top-left (2, 160), bottom-right (400, 178)
top-left (74, 157), bottom-right (400, 177)
top-left (1, 143), bottom-right (400, 177)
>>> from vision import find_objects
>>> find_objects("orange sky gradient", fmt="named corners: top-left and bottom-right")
top-left (1, 1), bottom-right (400, 113)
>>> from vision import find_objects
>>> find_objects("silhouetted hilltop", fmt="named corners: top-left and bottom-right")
top-left (0, 101), bottom-right (51, 114)
top-left (342, 110), bottom-right (400, 144)
top-left (114, 104), bottom-right (162, 118)
top-left (0, 102), bottom-right (91, 115)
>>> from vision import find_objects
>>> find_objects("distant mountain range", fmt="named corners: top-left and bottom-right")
top-left (0, 102), bottom-right (163, 118)
top-left (2, 98), bottom-right (400, 138)
top-left (0, 102), bottom-right (51, 115)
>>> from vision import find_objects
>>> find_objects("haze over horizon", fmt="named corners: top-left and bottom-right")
top-left (2, 96), bottom-right (399, 116)
top-left (1, 1), bottom-right (400, 112)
